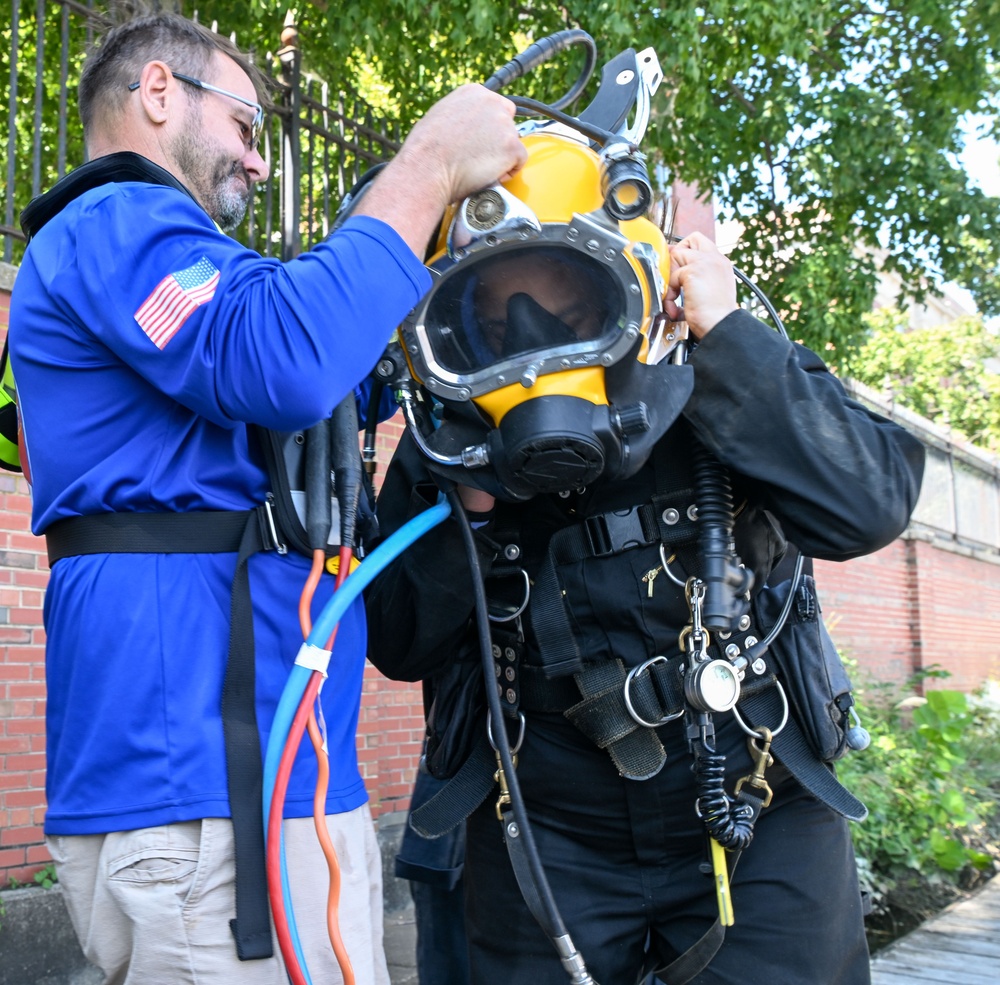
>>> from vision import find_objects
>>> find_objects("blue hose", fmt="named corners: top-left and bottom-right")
top-left (262, 499), bottom-right (452, 976)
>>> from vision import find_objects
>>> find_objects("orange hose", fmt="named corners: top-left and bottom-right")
top-left (295, 544), bottom-right (356, 983)
top-left (308, 710), bottom-right (355, 984)
top-left (298, 549), bottom-right (327, 639)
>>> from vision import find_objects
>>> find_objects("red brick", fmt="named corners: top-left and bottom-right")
top-left (1, 823), bottom-right (44, 846)
top-left (0, 847), bottom-right (28, 869)
top-left (5, 752), bottom-right (45, 772)
top-left (26, 844), bottom-right (54, 864)
top-left (7, 718), bottom-right (44, 735)
top-left (8, 682), bottom-right (45, 700)
top-left (9, 608), bottom-right (43, 625)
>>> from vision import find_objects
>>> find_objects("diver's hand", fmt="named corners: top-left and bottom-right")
top-left (357, 85), bottom-right (526, 257)
top-left (458, 486), bottom-right (496, 515)
top-left (665, 232), bottom-right (739, 338)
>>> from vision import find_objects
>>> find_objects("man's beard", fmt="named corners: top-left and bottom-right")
top-left (172, 131), bottom-right (252, 231)
top-left (205, 160), bottom-right (253, 231)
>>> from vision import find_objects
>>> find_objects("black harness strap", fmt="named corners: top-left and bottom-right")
top-left (409, 735), bottom-right (498, 839)
top-left (45, 507), bottom-right (277, 960)
top-left (740, 684), bottom-right (867, 822)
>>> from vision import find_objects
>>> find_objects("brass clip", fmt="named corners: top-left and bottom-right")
top-left (734, 726), bottom-right (774, 808)
top-left (494, 753), bottom-right (517, 820)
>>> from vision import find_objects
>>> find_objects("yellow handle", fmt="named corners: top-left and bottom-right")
top-left (710, 838), bottom-right (735, 927)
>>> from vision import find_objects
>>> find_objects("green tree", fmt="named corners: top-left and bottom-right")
top-left (3, 0), bottom-right (999, 358)
top-left (848, 308), bottom-right (1000, 450)
top-left (197, 0), bottom-right (1000, 356)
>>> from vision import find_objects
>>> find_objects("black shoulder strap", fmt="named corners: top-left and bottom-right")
top-left (20, 151), bottom-right (196, 241)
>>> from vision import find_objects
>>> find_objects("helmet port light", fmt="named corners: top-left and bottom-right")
top-left (601, 140), bottom-right (653, 222)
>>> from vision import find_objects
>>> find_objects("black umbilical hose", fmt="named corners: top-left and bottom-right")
top-left (446, 487), bottom-right (596, 984)
top-left (330, 394), bottom-right (362, 550)
top-left (483, 29), bottom-right (597, 111)
top-left (304, 419), bottom-right (332, 552)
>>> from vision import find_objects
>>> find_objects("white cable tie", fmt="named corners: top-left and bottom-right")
top-left (295, 642), bottom-right (331, 676)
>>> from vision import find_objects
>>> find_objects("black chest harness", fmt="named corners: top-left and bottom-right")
top-left (411, 435), bottom-right (867, 985)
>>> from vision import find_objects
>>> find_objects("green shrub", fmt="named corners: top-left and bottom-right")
top-left (838, 667), bottom-right (1000, 912)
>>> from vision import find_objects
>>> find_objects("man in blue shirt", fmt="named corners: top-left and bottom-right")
top-left (9, 10), bottom-right (524, 984)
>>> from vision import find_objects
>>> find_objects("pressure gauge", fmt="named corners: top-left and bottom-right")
top-left (684, 659), bottom-right (741, 713)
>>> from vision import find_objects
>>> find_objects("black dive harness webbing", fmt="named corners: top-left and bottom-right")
top-left (413, 469), bottom-right (866, 984)
top-left (46, 508), bottom-right (278, 961)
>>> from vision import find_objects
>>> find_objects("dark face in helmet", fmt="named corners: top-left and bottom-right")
top-left (473, 251), bottom-right (610, 358)
top-left (423, 246), bottom-right (626, 377)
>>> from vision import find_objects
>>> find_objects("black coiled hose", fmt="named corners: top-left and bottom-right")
top-left (692, 750), bottom-right (755, 851)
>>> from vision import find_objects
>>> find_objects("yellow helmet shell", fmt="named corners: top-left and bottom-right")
top-left (409, 131), bottom-right (672, 422)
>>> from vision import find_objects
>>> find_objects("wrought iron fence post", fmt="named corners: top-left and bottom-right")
top-left (277, 14), bottom-right (302, 262)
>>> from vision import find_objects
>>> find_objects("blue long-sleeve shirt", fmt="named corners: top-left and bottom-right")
top-left (10, 171), bottom-right (429, 833)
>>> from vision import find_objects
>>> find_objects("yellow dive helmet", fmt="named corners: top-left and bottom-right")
top-left (394, 42), bottom-right (695, 501)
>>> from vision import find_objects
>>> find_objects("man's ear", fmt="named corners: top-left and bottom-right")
top-left (135, 60), bottom-right (173, 126)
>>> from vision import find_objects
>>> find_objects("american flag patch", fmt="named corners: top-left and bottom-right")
top-left (134, 257), bottom-right (220, 349)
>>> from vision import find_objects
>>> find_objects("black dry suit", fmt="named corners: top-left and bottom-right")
top-left (366, 309), bottom-right (925, 985)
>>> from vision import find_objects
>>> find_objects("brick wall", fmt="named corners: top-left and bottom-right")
top-left (3, 268), bottom-right (1000, 887)
top-left (815, 539), bottom-right (922, 685)
top-left (0, 264), bottom-right (54, 881)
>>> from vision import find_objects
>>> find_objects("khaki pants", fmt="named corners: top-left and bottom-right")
top-left (46, 808), bottom-right (390, 985)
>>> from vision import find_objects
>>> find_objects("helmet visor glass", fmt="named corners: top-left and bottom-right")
top-left (423, 247), bottom-right (628, 375)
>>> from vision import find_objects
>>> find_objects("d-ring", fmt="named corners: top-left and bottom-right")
top-left (487, 567), bottom-right (531, 623)
top-left (624, 656), bottom-right (685, 728)
top-left (731, 680), bottom-right (789, 738)
top-left (487, 709), bottom-right (526, 755)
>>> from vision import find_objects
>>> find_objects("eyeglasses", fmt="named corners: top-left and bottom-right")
top-left (128, 70), bottom-right (264, 149)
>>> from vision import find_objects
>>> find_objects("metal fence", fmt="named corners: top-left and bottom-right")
top-left (1, 0), bottom-right (401, 264)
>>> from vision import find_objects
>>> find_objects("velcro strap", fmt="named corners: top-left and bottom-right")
top-left (409, 736), bottom-right (498, 839)
top-left (565, 660), bottom-right (668, 780)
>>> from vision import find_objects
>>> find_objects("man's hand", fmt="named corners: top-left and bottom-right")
top-left (357, 85), bottom-right (527, 257)
top-left (665, 232), bottom-right (739, 338)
